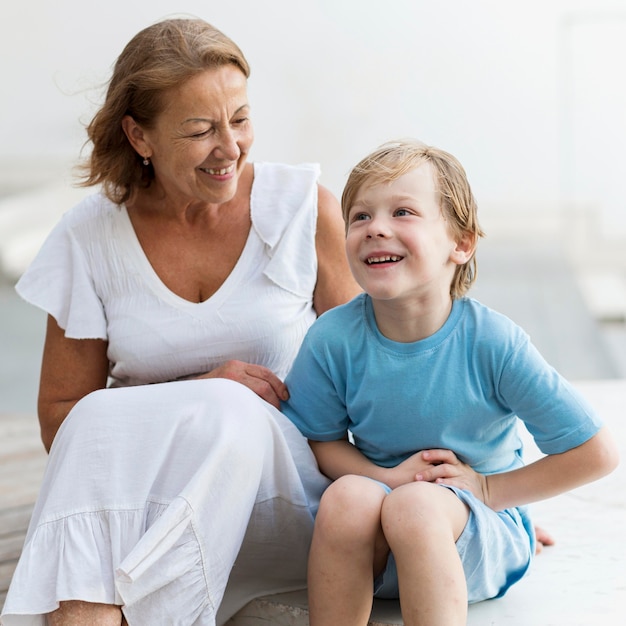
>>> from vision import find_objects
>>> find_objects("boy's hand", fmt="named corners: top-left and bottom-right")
top-left (414, 449), bottom-right (490, 505)
top-left (387, 449), bottom-right (459, 489)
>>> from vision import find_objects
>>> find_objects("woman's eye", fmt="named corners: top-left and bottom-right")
top-left (233, 117), bottom-right (249, 125)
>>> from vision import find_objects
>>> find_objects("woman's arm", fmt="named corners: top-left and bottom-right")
top-left (313, 184), bottom-right (361, 315)
top-left (38, 315), bottom-right (109, 452)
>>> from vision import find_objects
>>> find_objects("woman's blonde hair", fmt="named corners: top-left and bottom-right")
top-left (341, 139), bottom-right (485, 298)
top-left (78, 18), bottom-right (250, 204)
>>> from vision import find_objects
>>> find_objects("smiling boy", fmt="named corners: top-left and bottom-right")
top-left (281, 140), bottom-right (618, 626)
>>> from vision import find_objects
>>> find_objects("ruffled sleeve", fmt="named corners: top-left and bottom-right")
top-left (251, 162), bottom-right (319, 297)
top-left (15, 195), bottom-right (109, 340)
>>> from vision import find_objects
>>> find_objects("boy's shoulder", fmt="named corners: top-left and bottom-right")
top-left (461, 296), bottom-right (528, 343)
top-left (310, 296), bottom-right (525, 340)
top-left (317, 292), bottom-right (366, 320)
top-left (307, 293), bottom-right (367, 338)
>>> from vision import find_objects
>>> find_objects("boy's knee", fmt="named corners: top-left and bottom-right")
top-left (384, 479), bottom-right (435, 506)
top-left (381, 482), bottom-right (440, 530)
top-left (316, 475), bottom-right (386, 536)
top-left (381, 483), bottom-right (466, 543)
top-left (321, 475), bottom-right (386, 510)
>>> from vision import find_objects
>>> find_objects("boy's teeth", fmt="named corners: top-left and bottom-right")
top-left (367, 255), bottom-right (401, 264)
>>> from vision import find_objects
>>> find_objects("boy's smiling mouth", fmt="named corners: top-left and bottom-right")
top-left (365, 255), bottom-right (403, 265)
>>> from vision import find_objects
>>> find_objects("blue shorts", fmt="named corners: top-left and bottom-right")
top-left (373, 483), bottom-right (535, 603)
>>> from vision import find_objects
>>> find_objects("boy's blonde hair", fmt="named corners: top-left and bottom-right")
top-left (341, 139), bottom-right (485, 298)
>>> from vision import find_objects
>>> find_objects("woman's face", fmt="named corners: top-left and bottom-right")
top-left (139, 65), bottom-right (254, 206)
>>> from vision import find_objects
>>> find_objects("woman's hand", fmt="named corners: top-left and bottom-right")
top-left (197, 360), bottom-right (288, 409)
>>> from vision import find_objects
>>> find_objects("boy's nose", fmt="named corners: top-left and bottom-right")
top-left (365, 218), bottom-right (391, 238)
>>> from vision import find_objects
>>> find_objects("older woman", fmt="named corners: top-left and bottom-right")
top-left (1, 18), bottom-right (360, 626)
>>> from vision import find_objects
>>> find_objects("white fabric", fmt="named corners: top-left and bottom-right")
top-left (13, 161), bottom-right (319, 384)
top-left (2, 163), bottom-right (330, 626)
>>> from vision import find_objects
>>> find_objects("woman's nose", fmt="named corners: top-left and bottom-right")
top-left (215, 128), bottom-right (240, 160)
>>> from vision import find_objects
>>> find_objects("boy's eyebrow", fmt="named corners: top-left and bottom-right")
top-left (349, 193), bottom-right (422, 213)
top-left (348, 198), bottom-right (373, 212)
top-left (390, 193), bottom-right (419, 203)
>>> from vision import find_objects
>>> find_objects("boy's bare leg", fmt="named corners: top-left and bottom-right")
top-left (382, 482), bottom-right (469, 626)
top-left (308, 475), bottom-right (390, 626)
top-left (46, 601), bottom-right (124, 626)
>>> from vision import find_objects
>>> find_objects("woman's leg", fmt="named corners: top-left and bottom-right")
top-left (307, 475), bottom-right (389, 626)
top-left (46, 601), bottom-right (124, 626)
top-left (381, 482), bottom-right (470, 626)
top-left (4, 379), bottom-right (322, 626)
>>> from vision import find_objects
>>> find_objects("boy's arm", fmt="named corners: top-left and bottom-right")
top-left (419, 427), bottom-right (618, 511)
top-left (484, 426), bottom-right (618, 511)
top-left (310, 439), bottom-right (386, 482)
top-left (310, 439), bottom-right (456, 490)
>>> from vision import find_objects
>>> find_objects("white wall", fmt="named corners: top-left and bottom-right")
top-left (1, 0), bottom-right (625, 236)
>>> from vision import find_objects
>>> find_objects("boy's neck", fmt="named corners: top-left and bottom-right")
top-left (370, 292), bottom-right (454, 343)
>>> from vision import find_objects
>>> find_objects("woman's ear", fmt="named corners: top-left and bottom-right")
top-left (122, 115), bottom-right (150, 159)
top-left (451, 231), bottom-right (476, 265)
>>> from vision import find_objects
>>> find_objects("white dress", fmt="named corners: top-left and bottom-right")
top-left (1, 162), bottom-right (330, 626)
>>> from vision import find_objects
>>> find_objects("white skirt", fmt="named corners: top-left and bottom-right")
top-left (1, 379), bottom-right (329, 626)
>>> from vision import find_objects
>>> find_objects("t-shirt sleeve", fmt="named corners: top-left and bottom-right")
top-left (498, 334), bottom-right (603, 455)
top-left (15, 213), bottom-right (108, 340)
top-left (281, 324), bottom-right (349, 441)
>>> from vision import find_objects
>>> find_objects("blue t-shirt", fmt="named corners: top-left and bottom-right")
top-left (282, 294), bottom-right (602, 474)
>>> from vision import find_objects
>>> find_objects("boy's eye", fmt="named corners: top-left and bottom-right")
top-left (352, 212), bottom-right (370, 222)
top-left (395, 208), bottom-right (411, 217)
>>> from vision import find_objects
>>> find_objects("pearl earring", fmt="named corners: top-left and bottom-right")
top-left (143, 156), bottom-right (150, 166)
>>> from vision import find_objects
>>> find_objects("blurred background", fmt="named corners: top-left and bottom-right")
top-left (1, 0), bottom-right (625, 416)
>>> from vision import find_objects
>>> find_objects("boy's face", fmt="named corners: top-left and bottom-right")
top-left (345, 161), bottom-right (467, 304)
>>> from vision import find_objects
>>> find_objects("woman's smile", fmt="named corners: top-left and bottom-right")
top-left (199, 164), bottom-right (236, 177)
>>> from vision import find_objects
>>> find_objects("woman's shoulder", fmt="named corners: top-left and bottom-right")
top-left (252, 161), bottom-right (320, 189)
top-left (250, 161), bottom-right (321, 250)
top-left (251, 162), bottom-right (320, 211)
top-left (58, 191), bottom-right (120, 231)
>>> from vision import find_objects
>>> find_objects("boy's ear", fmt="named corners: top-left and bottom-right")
top-left (451, 231), bottom-right (476, 265)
